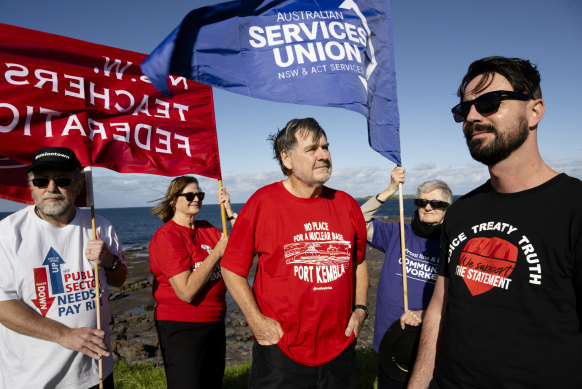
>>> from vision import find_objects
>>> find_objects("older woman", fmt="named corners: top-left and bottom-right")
top-left (360, 167), bottom-right (452, 389)
top-left (149, 176), bottom-right (236, 389)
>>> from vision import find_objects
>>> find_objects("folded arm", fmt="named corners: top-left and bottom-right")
top-left (170, 236), bottom-right (228, 303)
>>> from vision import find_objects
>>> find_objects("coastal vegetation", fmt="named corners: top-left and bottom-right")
top-left (355, 194), bottom-right (416, 201)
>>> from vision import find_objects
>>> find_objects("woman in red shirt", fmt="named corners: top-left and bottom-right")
top-left (149, 176), bottom-right (236, 388)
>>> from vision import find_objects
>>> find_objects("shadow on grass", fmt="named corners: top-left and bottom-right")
top-left (114, 347), bottom-right (378, 389)
top-left (222, 347), bottom-right (378, 389)
top-left (356, 347), bottom-right (378, 389)
top-left (223, 359), bottom-right (252, 389)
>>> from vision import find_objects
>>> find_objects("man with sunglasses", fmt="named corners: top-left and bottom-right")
top-left (409, 57), bottom-right (582, 389)
top-left (221, 118), bottom-right (368, 388)
top-left (0, 147), bottom-right (126, 388)
top-left (361, 166), bottom-right (451, 388)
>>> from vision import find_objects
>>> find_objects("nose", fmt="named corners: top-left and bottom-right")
top-left (464, 103), bottom-right (482, 123)
top-left (46, 179), bottom-right (60, 193)
top-left (316, 147), bottom-right (330, 161)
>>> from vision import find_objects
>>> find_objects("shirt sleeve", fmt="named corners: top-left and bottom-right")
top-left (0, 215), bottom-right (22, 301)
top-left (0, 227), bottom-right (17, 301)
top-left (370, 219), bottom-right (398, 253)
top-left (150, 226), bottom-right (193, 279)
top-left (95, 215), bottom-right (125, 263)
top-left (351, 197), bottom-right (367, 263)
top-left (220, 199), bottom-right (257, 278)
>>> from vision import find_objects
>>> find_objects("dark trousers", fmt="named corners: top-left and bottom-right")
top-left (156, 320), bottom-right (226, 389)
top-left (88, 374), bottom-right (114, 389)
top-left (249, 340), bottom-right (356, 389)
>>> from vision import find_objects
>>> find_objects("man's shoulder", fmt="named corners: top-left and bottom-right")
top-left (321, 186), bottom-right (359, 205)
top-left (247, 181), bottom-right (283, 202)
top-left (0, 206), bottom-right (33, 227)
top-left (554, 173), bottom-right (582, 189)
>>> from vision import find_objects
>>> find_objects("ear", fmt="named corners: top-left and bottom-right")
top-left (528, 98), bottom-right (545, 129)
top-left (281, 149), bottom-right (293, 172)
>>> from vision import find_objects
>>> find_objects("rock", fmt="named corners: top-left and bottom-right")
top-left (109, 245), bottom-right (385, 366)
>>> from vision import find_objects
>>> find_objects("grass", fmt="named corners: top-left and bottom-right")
top-left (113, 347), bottom-right (378, 388)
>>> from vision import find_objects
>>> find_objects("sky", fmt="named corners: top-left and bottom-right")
top-left (1, 0), bottom-right (581, 212)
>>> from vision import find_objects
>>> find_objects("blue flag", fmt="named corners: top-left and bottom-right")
top-left (142, 0), bottom-right (401, 165)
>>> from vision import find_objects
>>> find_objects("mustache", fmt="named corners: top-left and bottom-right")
top-left (464, 123), bottom-right (496, 138)
top-left (315, 160), bottom-right (331, 169)
top-left (42, 193), bottom-right (66, 201)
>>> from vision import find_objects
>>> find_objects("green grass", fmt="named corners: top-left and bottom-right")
top-left (113, 347), bottom-right (378, 388)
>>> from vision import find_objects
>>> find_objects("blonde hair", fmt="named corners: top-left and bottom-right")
top-left (152, 176), bottom-right (199, 222)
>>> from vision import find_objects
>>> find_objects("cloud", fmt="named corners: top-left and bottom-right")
top-left (3, 156), bottom-right (580, 211)
top-left (75, 155), bottom-right (582, 207)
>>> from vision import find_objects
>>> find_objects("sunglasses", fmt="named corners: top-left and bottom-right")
top-left (31, 177), bottom-right (74, 188)
top-left (178, 192), bottom-right (205, 202)
top-left (414, 198), bottom-right (449, 210)
top-left (451, 90), bottom-right (531, 123)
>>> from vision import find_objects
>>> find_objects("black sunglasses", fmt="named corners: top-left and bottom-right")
top-left (178, 192), bottom-right (205, 202)
top-left (451, 90), bottom-right (532, 123)
top-left (31, 177), bottom-right (74, 188)
top-left (414, 198), bottom-right (449, 210)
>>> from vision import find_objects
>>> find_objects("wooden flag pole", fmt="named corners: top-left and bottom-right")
top-left (398, 183), bottom-right (409, 312)
top-left (218, 179), bottom-right (228, 237)
top-left (84, 167), bottom-right (103, 389)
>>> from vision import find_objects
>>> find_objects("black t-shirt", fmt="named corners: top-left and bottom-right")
top-left (436, 173), bottom-right (582, 389)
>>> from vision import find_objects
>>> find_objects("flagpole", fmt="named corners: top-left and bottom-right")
top-left (85, 167), bottom-right (104, 389)
top-left (398, 183), bottom-right (409, 312)
top-left (218, 179), bottom-right (228, 236)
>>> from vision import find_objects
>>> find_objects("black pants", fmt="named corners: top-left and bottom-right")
top-left (156, 320), bottom-right (226, 389)
top-left (249, 340), bottom-right (356, 389)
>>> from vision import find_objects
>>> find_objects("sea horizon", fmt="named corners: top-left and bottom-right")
top-left (0, 198), bottom-right (441, 251)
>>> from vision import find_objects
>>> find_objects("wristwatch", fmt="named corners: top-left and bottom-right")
top-left (354, 304), bottom-right (369, 319)
top-left (103, 255), bottom-right (120, 271)
top-left (227, 213), bottom-right (238, 221)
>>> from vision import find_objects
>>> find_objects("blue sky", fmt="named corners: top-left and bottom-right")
top-left (1, 0), bottom-right (581, 212)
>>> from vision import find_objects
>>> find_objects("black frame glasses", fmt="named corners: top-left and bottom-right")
top-left (414, 198), bottom-right (449, 210)
top-left (451, 90), bottom-right (532, 123)
top-left (31, 177), bottom-right (74, 188)
top-left (178, 192), bottom-right (205, 202)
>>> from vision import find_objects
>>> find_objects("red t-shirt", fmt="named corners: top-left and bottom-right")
top-left (149, 219), bottom-right (226, 322)
top-left (221, 182), bottom-right (367, 366)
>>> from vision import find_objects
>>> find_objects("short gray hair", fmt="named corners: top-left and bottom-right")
top-left (417, 180), bottom-right (453, 204)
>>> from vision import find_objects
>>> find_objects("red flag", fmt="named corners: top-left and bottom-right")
top-left (0, 157), bottom-right (31, 204)
top-left (0, 23), bottom-right (221, 204)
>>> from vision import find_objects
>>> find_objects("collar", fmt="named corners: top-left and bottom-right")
top-left (411, 210), bottom-right (441, 239)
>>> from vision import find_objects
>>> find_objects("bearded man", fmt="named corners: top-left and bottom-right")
top-left (408, 56), bottom-right (582, 389)
top-left (0, 147), bottom-right (127, 388)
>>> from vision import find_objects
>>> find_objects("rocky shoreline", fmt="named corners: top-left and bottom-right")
top-left (109, 237), bottom-right (391, 366)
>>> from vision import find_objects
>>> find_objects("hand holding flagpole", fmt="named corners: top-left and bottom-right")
top-left (84, 167), bottom-right (103, 389)
top-left (218, 180), bottom-right (228, 237)
top-left (398, 183), bottom-right (409, 312)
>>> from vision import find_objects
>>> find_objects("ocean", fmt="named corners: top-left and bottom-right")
top-left (0, 199), bottom-right (419, 251)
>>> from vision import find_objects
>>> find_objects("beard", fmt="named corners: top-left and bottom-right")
top-left (35, 193), bottom-right (73, 217)
top-left (465, 116), bottom-right (529, 166)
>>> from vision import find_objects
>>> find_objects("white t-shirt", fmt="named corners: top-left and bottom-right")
top-left (0, 206), bottom-right (124, 389)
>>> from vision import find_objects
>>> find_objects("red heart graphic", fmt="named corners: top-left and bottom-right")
top-left (458, 237), bottom-right (518, 296)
